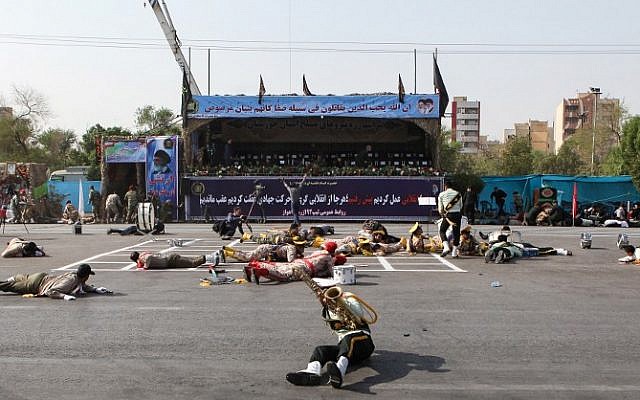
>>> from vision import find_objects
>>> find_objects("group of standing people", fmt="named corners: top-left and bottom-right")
top-left (91, 185), bottom-right (141, 224)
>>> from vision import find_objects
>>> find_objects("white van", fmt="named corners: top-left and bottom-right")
top-left (49, 166), bottom-right (90, 182)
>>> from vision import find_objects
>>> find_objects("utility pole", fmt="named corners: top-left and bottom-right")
top-left (590, 87), bottom-right (601, 175)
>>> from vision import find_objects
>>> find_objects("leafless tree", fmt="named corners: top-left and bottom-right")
top-left (8, 86), bottom-right (50, 154)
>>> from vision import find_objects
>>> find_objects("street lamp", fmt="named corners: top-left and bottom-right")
top-left (590, 87), bottom-right (601, 175)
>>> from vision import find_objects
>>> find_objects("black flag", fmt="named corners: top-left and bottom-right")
top-left (433, 55), bottom-right (449, 117)
top-left (181, 68), bottom-right (192, 129)
top-left (398, 74), bottom-right (405, 103)
top-left (258, 75), bottom-right (266, 104)
top-left (302, 74), bottom-right (313, 96)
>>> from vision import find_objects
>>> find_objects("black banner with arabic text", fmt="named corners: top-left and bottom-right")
top-left (184, 176), bottom-right (443, 221)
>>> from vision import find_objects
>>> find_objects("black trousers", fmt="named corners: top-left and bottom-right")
top-left (221, 221), bottom-right (244, 237)
top-left (310, 332), bottom-right (374, 366)
top-left (463, 204), bottom-right (475, 223)
top-left (439, 212), bottom-right (462, 246)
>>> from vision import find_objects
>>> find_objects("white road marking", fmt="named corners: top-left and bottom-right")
top-left (0, 306), bottom-right (39, 310)
top-left (376, 256), bottom-right (396, 271)
top-left (54, 240), bottom-right (157, 271)
top-left (431, 253), bottom-right (467, 272)
top-left (59, 238), bottom-right (467, 273)
top-left (121, 238), bottom-right (202, 270)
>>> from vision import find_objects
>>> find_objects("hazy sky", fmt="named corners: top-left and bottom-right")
top-left (1, 0), bottom-right (639, 141)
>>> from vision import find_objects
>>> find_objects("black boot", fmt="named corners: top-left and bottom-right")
top-left (286, 372), bottom-right (323, 386)
top-left (326, 361), bottom-right (343, 389)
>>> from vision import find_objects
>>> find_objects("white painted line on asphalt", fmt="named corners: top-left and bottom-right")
top-left (431, 253), bottom-right (467, 272)
top-left (75, 268), bottom-right (459, 273)
top-left (85, 261), bottom-right (132, 264)
top-left (377, 256), bottom-right (396, 271)
top-left (136, 306), bottom-right (184, 311)
top-left (55, 240), bottom-right (156, 271)
top-left (369, 383), bottom-right (640, 392)
top-left (0, 306), bottom-right (39, 309)
top-left (385, 262), bottom-right (445, 266)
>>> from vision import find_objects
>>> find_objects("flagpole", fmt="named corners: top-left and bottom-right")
top-left (433, 48), bottom-right (438, 93)
top-left (414, 49), bottom-right (417, 94)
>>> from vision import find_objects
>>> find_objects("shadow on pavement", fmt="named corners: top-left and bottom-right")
top-left (343, 349), bottom-right (449, 394)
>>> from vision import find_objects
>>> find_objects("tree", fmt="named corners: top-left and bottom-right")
top-left (601, 145), bottom-right (625, 176)
top-left (434, 127), bottom-right (461, 172)
top-left (71, 124), bottom-right (132, 180)
top-left (620, 116), bottom-right (640, 190)
top-left (500, 136), bottom-right (533, 176)
top-left (554, 145), bottom-right (585, 175)
top-left (135, 105), bottom-right (180, 135)
top-left (37, 128), bottom-right (77, 169)
top-left (0, 86), bottom-right (49, 158)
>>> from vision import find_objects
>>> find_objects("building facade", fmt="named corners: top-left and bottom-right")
top-left (553, 91), bottom-right (620, 154)
top-left (451, 96), bottom-right (480, 153)
top-left (504, 120), bottom-right (554, 153)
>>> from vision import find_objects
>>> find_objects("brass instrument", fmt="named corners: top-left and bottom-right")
top-left (294, 267), bottom-right (378, 331)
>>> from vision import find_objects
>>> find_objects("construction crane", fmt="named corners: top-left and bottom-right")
top-left (147, 0), bottom-right (201, 96)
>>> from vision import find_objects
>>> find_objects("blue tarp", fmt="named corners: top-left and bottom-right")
top-left (479, 175), bottom-right (640, 214)
top-left (48, 180), bottom-right (101, 212)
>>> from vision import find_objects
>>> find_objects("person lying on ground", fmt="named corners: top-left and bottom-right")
top-left (286, 277), bottom-right (375, 389)
top-left (484, 235), bottom-right (572, 264)
top-left (220, 237), bottom-right (309, 263)
top-left (244, 248), bottom-right (344, 284)
top-left (618, 245), bottom-right (640, 264)
top-left (1, 238), bottom-right (46, 257)
top-left (107, 221), bottom-right (165, 235)
top-left (457, 226), bottom-right (488, 256)
top-left (130, 251), bottom-right (212, 270)
top-left (0, 264), bottom-right (111, 300)
top-left (478, 226), bottom-right (520, 244)
top-left (360, 219), bottom-right (400, 243)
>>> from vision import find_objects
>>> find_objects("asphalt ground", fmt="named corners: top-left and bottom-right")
top-left (1, 222), bottom-right (639, 400)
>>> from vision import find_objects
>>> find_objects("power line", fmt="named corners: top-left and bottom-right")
top-left (2, 33), bottom-right (640, 55)
top-left (3, 39), bottom-right (640, 55)
top-left (2, 33), bottom-right (640, 47)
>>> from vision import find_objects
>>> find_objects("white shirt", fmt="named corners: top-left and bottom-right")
top-left (438, 188), bottom-right (462, 215)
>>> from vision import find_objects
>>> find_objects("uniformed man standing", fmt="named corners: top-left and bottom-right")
top-left (437, 180), bottom-right (463, 258)
top-left (88, 185), bottom-right (102, 223)
top-left (123, 185), bottom-right (139, 224)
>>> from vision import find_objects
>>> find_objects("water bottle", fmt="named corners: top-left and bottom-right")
top-left (209, 267), bottom-right (219, 283)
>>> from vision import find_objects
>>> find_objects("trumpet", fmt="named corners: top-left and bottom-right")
top-left (294, 267), bottom-right (378, 330)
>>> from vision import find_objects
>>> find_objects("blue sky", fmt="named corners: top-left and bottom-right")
top-left (1, 0), bottom-right (638, 140)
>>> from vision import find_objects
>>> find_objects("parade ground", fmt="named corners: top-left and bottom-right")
top-left (1, 222), bottom-right (639, 400)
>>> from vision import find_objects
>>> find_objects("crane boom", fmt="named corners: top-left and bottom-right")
top-left (148, 0), bottom-right (201, 95)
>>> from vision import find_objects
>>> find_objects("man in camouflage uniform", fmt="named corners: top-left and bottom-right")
top-left (129, 251), bottom-right (207, 270)
top-left (221, 239), bottom-right (306, 263)
top-left (0, 264), bottom-right (111, 300)
top-left (246, 245), bottom-right (341, 284)
top-left (105, 192), bottom-right (123, 223)
top-left (123, 185), bottom-right (139, 224)
top-left (88, 185), bottom-right (102, 223)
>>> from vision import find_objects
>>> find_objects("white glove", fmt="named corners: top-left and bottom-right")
top-left (63, 295), bottom-right (76, 301)
top-left (95, 287), bottom-right (112, 294)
